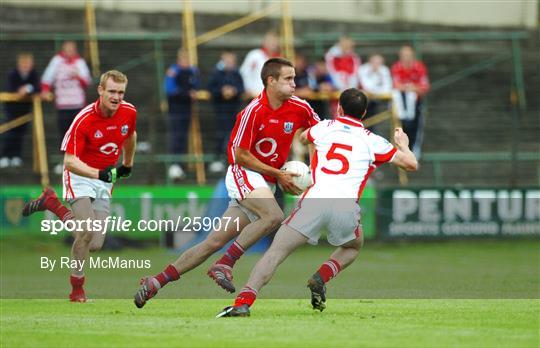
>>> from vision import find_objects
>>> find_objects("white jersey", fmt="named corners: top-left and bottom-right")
top-left (239, 48), bottom-right (270, 96)
top-left (41, 53), bottom-right (91, 109)
top-left (306, 116), bottom-right (396, 200)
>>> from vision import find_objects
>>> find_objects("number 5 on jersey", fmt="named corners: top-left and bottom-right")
top-left (321, 143), bottom-right (353, 175)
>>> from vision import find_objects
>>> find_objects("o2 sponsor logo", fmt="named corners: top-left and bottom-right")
top-left (99, 142), bottom-right (119, 155)
top-left (255, 137), bottom-right (278, 162)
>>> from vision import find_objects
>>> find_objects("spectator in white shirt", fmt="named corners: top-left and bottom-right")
top-left (359, 54), bottom-right (392, 96)
top-left (325, 36), bottom-right (361, 91)
top-left (359, 54), bottom-right (392, 132)
top-left (239, 31), bottom-right (280, 98)
top-left (41, 41), bottom-right (91, 174)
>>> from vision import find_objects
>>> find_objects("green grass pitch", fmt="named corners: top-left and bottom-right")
top-left (1, 237), bottom-right (539, 347)
top-left (1, 299), bottom-right (538, 347)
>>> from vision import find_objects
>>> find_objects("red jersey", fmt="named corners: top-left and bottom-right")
top-left (228, 91), bottom-right (320, 183)
top-left (61, 99), bottom-right (137, 170)
top-left (391, 60), bottom-right (430, 96)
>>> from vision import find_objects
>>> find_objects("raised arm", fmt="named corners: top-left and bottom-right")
top-left (390, 128), bottom-right (418, 171)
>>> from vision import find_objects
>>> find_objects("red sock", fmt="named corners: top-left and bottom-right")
top-left (154, 264), bottom-right (180, 288)
top-left (317, 259), bottom-right (342, 283)
top-left (70, 275), bottom-right (85, 289)
top-left (234, 286), bottom-right (258, 307)
top-left (46, 196), bottom-right (73, 222)
top-left (216, 241), bottom-right (245, 268)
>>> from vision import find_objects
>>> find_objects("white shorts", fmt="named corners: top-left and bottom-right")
top-left (226, 164), bottom-right (272, 200)
top-left (225, 164), bottom-right (276, 222)
top-left (284, 189), bottom-right (361, 246)
top-left (63, 170), bottom-right (113, 213)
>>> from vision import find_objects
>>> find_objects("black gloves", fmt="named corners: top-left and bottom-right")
top-left (99, 165), bottom-right (132, 183)
top-left (116, 165), bottom-right (132, 179)
top-left (98, 166), bottom-right (117, 183)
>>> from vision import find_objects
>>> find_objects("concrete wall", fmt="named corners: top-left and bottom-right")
top-left (2, 0), bottom-right (537, 28)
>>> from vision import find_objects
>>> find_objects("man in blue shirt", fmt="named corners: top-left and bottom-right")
top-left (165, 48), bottom-right (200, 180)
top-left (1, 53), bottom-right (40, 168)
top-left (207, 51), bottom-right (245, 173)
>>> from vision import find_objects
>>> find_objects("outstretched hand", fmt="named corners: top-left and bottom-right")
top-left (394, 127), bottom-right (410, 149)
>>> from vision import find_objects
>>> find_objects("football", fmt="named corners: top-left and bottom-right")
top-left (279, 161), bottom-right (312, 192)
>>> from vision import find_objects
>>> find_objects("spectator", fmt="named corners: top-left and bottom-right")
top-left (294, 54), bottom-right (336, 118)
top-left (41, 41), bottom-right (91, 175)
top-left (391, 45), bottom-right (430, 158)
top-left (291, 53), bottom-right (316, 162)
top-left (359, 54), bottom-right (393, 132)
top-left (293, 53), bottom-right (313, 99)
top-left (165, 48), bottom-right (200, 181)
top-left (0, 53), bottom-right (40, 168)
top-left (239, 31), bottom-right (280, 97)
top-left (307, 57), bottom-right (337, 119)
top-left (207, 51), bottom-right (244, 174)
top-left (291, 54), bottom-right (337, 162)
top-left (325, 36), bottom-right (361, 91)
